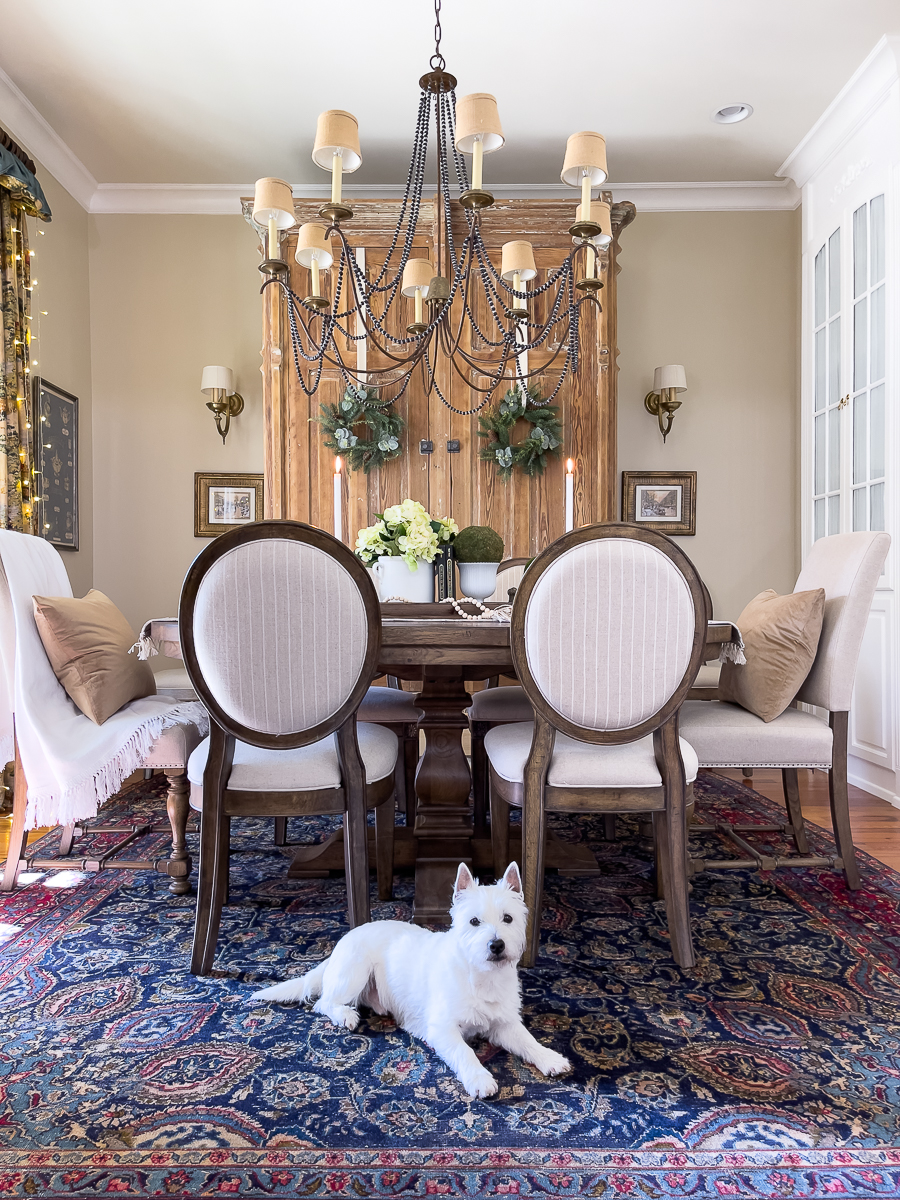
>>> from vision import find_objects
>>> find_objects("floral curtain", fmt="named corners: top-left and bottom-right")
top-left (0, 140), bottom-right (50, 534)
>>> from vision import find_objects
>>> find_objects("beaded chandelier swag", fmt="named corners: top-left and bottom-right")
top-left (252, 0), bottom-right (612, 416)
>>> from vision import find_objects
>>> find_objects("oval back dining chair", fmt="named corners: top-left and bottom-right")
top-left (180, 520), bottom-right (398, 975)
top-left (484, 524), bottom-right (708, 968)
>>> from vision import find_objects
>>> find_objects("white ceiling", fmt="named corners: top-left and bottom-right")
top-left (0, 0), bottom-right (897, 195)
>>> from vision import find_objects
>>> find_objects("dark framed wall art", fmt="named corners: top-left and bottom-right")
top-left (621, 471), bottom-right (697, 536)
top-left (32, 377), bottom-right (78, 550)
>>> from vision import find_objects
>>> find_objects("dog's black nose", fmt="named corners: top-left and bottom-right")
top-left (489, 939), bottom-right (505, 957)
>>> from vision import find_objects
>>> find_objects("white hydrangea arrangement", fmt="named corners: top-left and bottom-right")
top-left (355, 500), bottom-right (458, 571)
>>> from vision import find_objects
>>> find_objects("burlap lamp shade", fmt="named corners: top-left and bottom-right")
top-left (312, 110), bottom-right (362, 171)
top-left (401, 258), bottom-right (434, 297)
top-left (575, 199), bottom-right (613, 246)
top-left (252, 178), bottom-right (296, 228)
top-left (454, 94), bottom-right (505, 154)
top-left (295, 224), bottom-right (334, 269)
top-left (500, 241), bottom-right (537, 282)
top-left (560, 132), bottom-right (608, 186)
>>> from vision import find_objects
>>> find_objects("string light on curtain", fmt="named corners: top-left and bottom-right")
top-left (251, 0), bottom-right (612, 415)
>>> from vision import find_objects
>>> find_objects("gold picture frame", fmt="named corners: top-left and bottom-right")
top-left (194, 472), bottom-right (264, 538)
top-left (622, 471), bottom-right (696, 536)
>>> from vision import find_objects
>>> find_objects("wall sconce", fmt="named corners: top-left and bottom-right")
top-left (201, 366), bottom-right (243, 444)
top-left (644, 364), bottom-right (687, 442)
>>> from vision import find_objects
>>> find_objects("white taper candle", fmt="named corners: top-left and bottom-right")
top-left (565, 458), bottom-right (574, 532)
top-left (333, 457), bottom-right (342, 540)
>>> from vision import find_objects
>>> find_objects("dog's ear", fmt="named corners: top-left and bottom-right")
top-left (453, 862), bottom-right (477, 899)
top-left (501, 862), bottom-right (523, 894)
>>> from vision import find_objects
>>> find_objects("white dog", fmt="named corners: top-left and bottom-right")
top-left (253, 862), bottom-right (571, 1099)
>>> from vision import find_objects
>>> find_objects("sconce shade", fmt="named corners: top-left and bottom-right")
top-left (575, 199), bottom-right (613, 246)
top-left (295, 223), bottom-right (334, 269)
top-left (654, 364), bottom-right (687, 392)
top-left (252, 178), bottom-right (296, 229)
top-left (454, 93), bottom-right (505, 154)
top-left (561, 131), bottom-right (608, 187)
top-left (312, 110), bottom-right (362, 171)
top-left (401, 257), bottom-right (433, 296)
top-left (500, 241), bottom-right (537, 281)
top-left (201, 365), bottom-right (234, 395)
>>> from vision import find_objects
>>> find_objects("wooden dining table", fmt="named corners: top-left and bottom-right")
top-left (151, 610), bottom-right (739, 926)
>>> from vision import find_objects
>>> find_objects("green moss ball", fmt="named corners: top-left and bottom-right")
top-left (453, 525), bottom-right (504, 563)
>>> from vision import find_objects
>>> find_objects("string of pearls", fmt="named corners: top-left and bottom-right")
top-left (380, 596), bottom-right (512, 623)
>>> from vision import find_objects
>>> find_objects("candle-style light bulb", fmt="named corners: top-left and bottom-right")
top-left (331, 151), bottom-right (343, 205)
top-left (311, 256), bottom-right (321, 297)
top-left (268, 216), bottom-right (280, 261)
top-left (580, 169), bottom-right (591, 223)
top-left (472, 136), bottom-right (484, 191)
top-left (414, 287), bottom-right (424, 325)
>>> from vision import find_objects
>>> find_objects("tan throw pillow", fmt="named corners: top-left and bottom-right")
top-left (718, 588), bottom-right (826, 723)
top-left (33, 590), bottom-right (157, 725)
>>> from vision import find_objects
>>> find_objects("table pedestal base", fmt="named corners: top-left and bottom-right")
top-left (286, 827), bottom-right (601, 924)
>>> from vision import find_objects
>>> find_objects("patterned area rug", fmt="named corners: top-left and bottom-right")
top-left (2, 772), bottom-right (900, 1198)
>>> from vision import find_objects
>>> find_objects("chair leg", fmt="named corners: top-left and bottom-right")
top-left (1, 742), bottom-right (28, 892)
top-left (603, 814), bottom-right (617, 841)
top-left (521, 717), bottom-right (553, 969)
top-left (403, 727), bottom-right (418, 824)
top-left (829, 711), bottom-right (860, 890)
top-left (472, 722), bottom-right (489, 838)
top-left (57, 823), bottom-right (76, 857)
top-left (273, 816), bottom-right (288, 846)
top-left (338, 721), bottom-right (370, 928)
top-left (191, 723), bottom-right (234, 976)
top-left (165, 769), bottom-right (192, 895)
top-left (374, 797), bottom-right (394, 901)
top-left (781, 768), bottom-right (809, 854)
top-left (654, 720), bottom-right (695, 970)
top-left (489, 780), bottom-right (510, 882)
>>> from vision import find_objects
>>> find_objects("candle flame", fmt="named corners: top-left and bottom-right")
top-left (334, 456), bottom-right (342, 474)
top-left (566, 458), bottom-right (574, 473)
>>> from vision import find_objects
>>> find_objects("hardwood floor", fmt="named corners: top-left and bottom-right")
top-left (710, 767), bottom-right (900, 872)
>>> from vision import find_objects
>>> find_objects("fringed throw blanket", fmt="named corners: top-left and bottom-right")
top-left (0, 529), bottom-right (207, 828)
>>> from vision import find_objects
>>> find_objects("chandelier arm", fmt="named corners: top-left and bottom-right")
top-left (424, 345), bottom-right (499, 416)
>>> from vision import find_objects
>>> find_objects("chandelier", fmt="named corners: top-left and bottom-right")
top-left (251, 0), bottom-right (611, 415)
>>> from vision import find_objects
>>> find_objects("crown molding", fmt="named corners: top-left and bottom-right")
top-left (90, 178), bottom-right (799, 215)
top-left (778, 34), bottom-right (900, 188)
top-left (1, 64), bottom-right (799, 216)
top-left (0, 64), bottom-right (97, 209)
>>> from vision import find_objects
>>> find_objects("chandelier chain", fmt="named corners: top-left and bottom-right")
top-left (431, 0), bottom-right (445, 71)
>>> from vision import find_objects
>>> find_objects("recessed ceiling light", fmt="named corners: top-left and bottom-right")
top-left (712, 103), bottom-right (754, 124)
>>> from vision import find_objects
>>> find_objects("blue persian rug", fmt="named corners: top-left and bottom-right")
top-left (1, 771), bottom-right (900, 1197)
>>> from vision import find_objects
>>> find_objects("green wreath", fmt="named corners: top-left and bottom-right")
top-left (318, 385), bottom-right (405, 475)
top-left (477, 384), bottom-right (563, 482)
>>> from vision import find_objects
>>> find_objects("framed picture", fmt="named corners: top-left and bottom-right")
top-left (622, 471), bottom-right (696, 536)
top-left (194, 472), bottom-right (264, 537)
top-left (32, 377), bottom-right (78, 550)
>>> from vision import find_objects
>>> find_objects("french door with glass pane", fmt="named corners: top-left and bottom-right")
top-left (812, 195), bottom-right (886, 543)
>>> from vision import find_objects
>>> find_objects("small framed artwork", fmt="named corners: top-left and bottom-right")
top-left (194, 472), bottom-right (264, 537)
top-left (32, 377), bottom-right (78, 550)
top-left (622, 471), bottom-right (696, 536)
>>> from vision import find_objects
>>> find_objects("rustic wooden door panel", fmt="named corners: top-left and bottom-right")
top-left (260, 197), bottom-right (633, 553)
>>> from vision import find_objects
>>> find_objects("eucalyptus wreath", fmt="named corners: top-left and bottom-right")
top-left (318, 385), bottom-right (404, 475)
top-left (477, 384), bottom-right (563, 482)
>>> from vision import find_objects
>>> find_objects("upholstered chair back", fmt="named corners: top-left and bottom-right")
top-left (793, 530), bottom-right (890, 712)
top-left (512, 525), bottom-right (705, 742)
top-left (180, 522), bottom-right (380, 747)
top-left (488, 558), bottom-right (529, 602)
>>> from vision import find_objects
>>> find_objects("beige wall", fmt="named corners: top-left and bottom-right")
top-left (617, 209), bottom-right (801, 619)
top-left (27, 165), bottom-right (94, 596)
top-left (89, 214), bottom-right (263, 640)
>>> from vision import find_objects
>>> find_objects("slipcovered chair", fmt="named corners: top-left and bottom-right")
top-left (180, 520), bottom-right (398, 976)
top-left (680, 530), bottom-right (890, 888)
top-left (469, 558), bottom-right (532, 834)
top-left (0, 530), bottom-right (205, 894)
top-left (485, 524), bottom-right (707, 968)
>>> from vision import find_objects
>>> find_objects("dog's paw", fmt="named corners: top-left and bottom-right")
top-left (533, 1049), bottom-right (572, 1078)
top-left (316, 1003), bottom-right (360, 1031)
top-left (460, 1068), bottom-right (498, 1100)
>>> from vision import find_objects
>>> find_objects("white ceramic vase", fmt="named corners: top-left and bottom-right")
top-left (456, 561), bottom-right (500, 602)
top-left (373, 556), bottom-right (435, 603)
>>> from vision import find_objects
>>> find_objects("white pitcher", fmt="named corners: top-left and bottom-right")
top-left (373, 556), bottom-right (435, 603)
